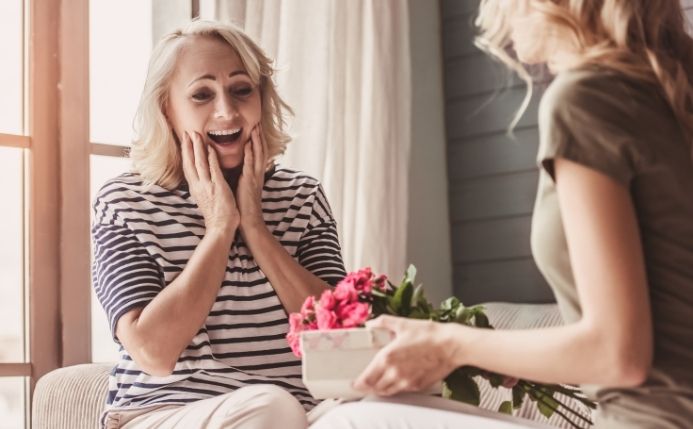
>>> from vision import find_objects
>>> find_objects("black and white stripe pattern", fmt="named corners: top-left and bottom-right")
top-left (92, 167), bottom-right (346, 413)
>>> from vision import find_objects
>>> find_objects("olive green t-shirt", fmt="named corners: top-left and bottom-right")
top-left (531, 67), bottom-right (693, 428)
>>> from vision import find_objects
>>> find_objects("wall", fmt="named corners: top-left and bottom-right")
top-left (441, 0), bottom-right (554, 305)
top-left (406, 0), bottom-right (454, 305)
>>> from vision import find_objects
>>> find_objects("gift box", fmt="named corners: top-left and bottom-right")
top-left (300, 327), bottom-right (394, 399)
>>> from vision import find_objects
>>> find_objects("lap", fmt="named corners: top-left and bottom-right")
top-left (106, 384), bottom-right (307, 429)
top-left (309, 394), bottom-right (553, 429)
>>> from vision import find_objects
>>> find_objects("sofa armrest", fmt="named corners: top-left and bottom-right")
top-left (32, 363), bottom-right (113, 429)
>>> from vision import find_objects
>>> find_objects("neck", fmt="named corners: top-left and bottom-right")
top-left (222, 165), bottom-right (243, 192)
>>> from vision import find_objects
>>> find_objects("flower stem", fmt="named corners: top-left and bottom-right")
top-left (519, 381), bottom-right (592, 428)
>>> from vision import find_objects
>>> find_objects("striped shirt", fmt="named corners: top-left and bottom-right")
top-left (91, 166), bottom-right (346, 416)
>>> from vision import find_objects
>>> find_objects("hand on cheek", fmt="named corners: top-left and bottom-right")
top-left (237, 126), bottom-right (268, 231)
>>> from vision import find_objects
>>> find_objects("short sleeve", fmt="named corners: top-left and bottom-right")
top-left (537, 69), bottom-right (639, 186)
top-left (296, 184), bottom-right (347, 286)
top-left (92, 222), bottom-right (164, 343)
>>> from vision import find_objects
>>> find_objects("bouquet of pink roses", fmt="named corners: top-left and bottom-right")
top-left (288, 265), bottom-right (596, 429)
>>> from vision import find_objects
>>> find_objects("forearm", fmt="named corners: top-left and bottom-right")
top-left (242, 222), bottom-right (329, 313)
top-left (447, 320), bottom-right (646, 387)
top-left (130, 229), bottom-right (234, 372)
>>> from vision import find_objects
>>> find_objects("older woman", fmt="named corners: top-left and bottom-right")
top-left (313, 0), bottom-right (693, 428)
top-left (92, 20), bottom-right (345, 429)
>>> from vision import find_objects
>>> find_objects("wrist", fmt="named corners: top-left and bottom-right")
top-left (440, 323), bottom-right (472, 367)
top-left (205, 225), bottom-right (236, 243)
top-left (240, 216), bottom-right (267, 236)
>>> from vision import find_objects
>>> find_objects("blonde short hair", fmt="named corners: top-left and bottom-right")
top-left (130, 19), bottom-right (293, 189)
top-left (476, 0), bottom-right (693, 146)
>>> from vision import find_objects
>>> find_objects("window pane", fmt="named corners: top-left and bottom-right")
top-left (90, 155), bottom-right (131, 363)
top-left (0, 377), bottom-right (26, 429)
top-left (0, 148), bottom-right (25, 363)
top-left (0, 0), bottom-right (24, 135)
top-left (90, 0), bottom-right (152, 146)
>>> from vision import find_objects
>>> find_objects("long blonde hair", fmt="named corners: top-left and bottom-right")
top-left (131, 20), bottom-right (293, 190)
top-left (475, 0), bottom-right (693, 146)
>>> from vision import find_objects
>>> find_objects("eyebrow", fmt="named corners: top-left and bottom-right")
top-left (187, 70), bottom-right (249, 87)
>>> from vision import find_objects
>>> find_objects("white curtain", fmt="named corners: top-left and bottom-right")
top-left (200, 0), bottom-right (411, 278)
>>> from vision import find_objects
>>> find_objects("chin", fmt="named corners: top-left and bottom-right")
top-left (220, 157), bottom-right (243, 170)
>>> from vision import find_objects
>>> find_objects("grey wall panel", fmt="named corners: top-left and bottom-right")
top-left (448, 128), bottom-right (539, 181)
top-left (453, 259), bottom-right (555, 304)
top-left (441, 0), bottom-right (550, 304)
top-left (442, 14), bottom-right (477, 58)
top-left (445, 54), bottom-right (522, 99)
top-left (446, 87), bottom-right (540, 141)
top-left (449, 170), bottom-right (538, 222)
top-left (440, 0), bottom-right (478, 18)
top-left (406, 0), bottom-right (454, 306)
top-left (452, 216), bottom-right (533, 263)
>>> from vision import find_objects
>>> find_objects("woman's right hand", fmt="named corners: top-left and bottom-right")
top-left (181, 131), bottom-right (240, 238)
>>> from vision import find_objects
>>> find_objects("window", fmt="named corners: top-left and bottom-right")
top-left (0, 0), bottom-right (29, 427)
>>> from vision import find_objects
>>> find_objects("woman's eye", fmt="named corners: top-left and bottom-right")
top-left (233, 86), bottom-right (253, 97)
top-left (192, 92), bottom-right (211, 101)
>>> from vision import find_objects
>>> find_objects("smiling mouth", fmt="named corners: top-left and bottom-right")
top-left (207, 128), bottom-right (242, 145)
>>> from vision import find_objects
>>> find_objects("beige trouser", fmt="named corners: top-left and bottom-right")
top-left (104, 384), bottom-right (309, 429)
top-left (309, 394), bottom-right (552, 429)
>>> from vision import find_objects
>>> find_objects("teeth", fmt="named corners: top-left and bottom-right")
top-left (208, 128), bottom-right (241, 136)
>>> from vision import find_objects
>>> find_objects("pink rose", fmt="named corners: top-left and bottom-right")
top-left (301, 295), bottom-right (316, 316)
top-left (333, 281), bottom-right (358, 303)
top-left (319, 289), bottom-right (337, 311)
top-left (341, 267), bottom-right (375, 294)
top-left (289, 312), bottom-right (304, 332)
top-left (287, 331), bottom-right (302, 357)
top-left (316, 306), bottom-right (339, 329)
top-left (287, 313), bottom-right (306, 357)
top-left (373, 274), bottom-right (388, 291)
top-left (337, 301), bottom-right (370, 328)
top-left (353, 267), bottom-right (374, 292)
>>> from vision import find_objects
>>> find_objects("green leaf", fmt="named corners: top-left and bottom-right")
top-left (454, 306), bottom-right (474, 324)
top-left (512, 385), bottom-right (525, 409)
top-left (487, 373), bottom-right (504, 388)
top-left (499, 401), bottom-right (513, 415)
top-left (408, 308), bottom-right (429, 319)
top-left (444, 371), bottom-right (480, 406)
top-left (474, 312), bottom-right (491, 329)
top-left (391, 279), bottom-right (413, 316)
top-left (411, 284), bottom-right (424, 307)
top-left (405, 264), bottom-right (417, 283)
top-left (441, 297), bottom-right (460, 312)
top-left (385, 302), bottom-right (398, 315)
top-left (441, 382), bottom-right (452, 399)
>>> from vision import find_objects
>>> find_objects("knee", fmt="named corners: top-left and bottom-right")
top-left (310, 403), bottom-right (367, 429)
top-left (222, 385), bottom-right (307, 429)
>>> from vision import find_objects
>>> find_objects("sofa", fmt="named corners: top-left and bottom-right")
top-left (31, 303), bottom-right (593, 429)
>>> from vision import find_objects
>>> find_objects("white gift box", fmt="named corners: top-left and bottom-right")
top-left (300, 327), bottom-right (394, 399)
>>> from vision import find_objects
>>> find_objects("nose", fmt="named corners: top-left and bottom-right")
top-left (214, 93), bottom-right (238, 120)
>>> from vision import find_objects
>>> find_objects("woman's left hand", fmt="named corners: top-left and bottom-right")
top-left (353, 315), bottom-right (462, 396)
top-left (237, 126), bottom-right (268, 232)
